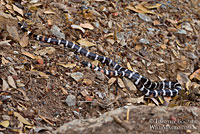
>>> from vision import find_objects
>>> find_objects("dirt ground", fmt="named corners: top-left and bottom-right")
top-left (0, 0), bottom-right (200, 134)
top-left (54, 106), bottom-right (200, 134)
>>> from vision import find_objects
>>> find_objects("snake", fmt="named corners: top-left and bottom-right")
top-left (18, 22), bottom-right (182, 97)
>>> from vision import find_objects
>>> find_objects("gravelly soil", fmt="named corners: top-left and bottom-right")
top-left (0, 0), bottom-right (199, 133)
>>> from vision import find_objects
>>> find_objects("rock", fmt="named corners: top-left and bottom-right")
top-left (116, 32), bottom-right (125, 41)
top-left (65, 95), bottom-right (76, 106)
top-left (95, 91), bottom-right (105, 99)
top-left (71, 72), bottom-right (84, 82)
top-left (182, 22), bottom-right (193, 31)
top-left (1, 95), bottom-right (11, 101)
top-left (94, 21), bottom-right (100, 28)
top-left (2, 115), bottom-right (11, 120)
top-left (95, 71), bottom-right (105, 81)
top-left (123, 77), bottom-right (137, 92)
top-left (71, 0), bottom-right (82, 3)
top-left (53, 106), bottom-right (200, 134)
top-left (138, 13), bottom-right (152, 22)
top-left (147, 28), bottom-right (155, 35)
top-left (30, 0), bottom-right (39, 3)
top-left (50, 25), bottom-right (65, 39)
top-left (177, 29), bottom-right (187, 35)
top-left (34, 126), bottom-right (53, 133)
top-left (82, 79), bottom-right (92, 86)
top-left (139, 38), bottom-right (150, 45)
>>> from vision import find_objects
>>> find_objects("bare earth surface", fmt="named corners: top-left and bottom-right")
top-left (54, 106), bottom-right (200, 134)
top-left (0, 0), bottom-right (200, 134)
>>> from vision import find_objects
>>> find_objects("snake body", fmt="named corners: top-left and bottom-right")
top-left (19, 22), bottom-right (182, 97)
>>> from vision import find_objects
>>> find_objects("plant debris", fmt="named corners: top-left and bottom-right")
top-left (0, 0), bottom-right (199, 133)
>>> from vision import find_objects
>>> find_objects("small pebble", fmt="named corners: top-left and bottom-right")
top-left (2, 115), bottom-right (11, 120)
top-left (95, 71), bottom-right (105, 81)
top-left (138, 13), bottom-right (152, 22)
top-left (116, 32), bottom-right (125, 41)
top-left (94, 22), bottom-right (100, 28)
top-left (182, 22), bottom-right (193, 31)
top-left (30, 0), bottom-right (39, 3)
top-left (50, 25), bottom-right (65, 39)
top-left (177, 29), bottom-right (187, 35)
top-left (139, 38), bottom-right (150, 45)
top-left (71, 0), bottom-right (82, 2)
top-left (71, 72), bottom-right (84, 82)
top-left (65, 95), bottom-right (76, 106)
top-left (95, 91), bottom-right (105, 99)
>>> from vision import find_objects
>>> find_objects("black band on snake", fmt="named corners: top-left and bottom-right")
top-left (18, 22), bottom-right (182, 97)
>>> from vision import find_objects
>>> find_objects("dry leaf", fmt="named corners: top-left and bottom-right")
top-left (12, 4), bottom-right (23, 16)
top-left (144, 4), bottom-right (162, 9)
top-left (82, 79), bottom-right (92, 86)
top-left (80, 23), bottom-right (94, 30)
top-left (38, 115), bottom-right (54, 126)
top-left (0, 11), bottom-right (17, 20)
top-left (175, 40), bottom-right (184, 47)
top-left (106, 38), bottom-right (115, 44)
top-left (59, 86), bottom-right (68, 95)
top-left (47, 19), bottom-right (53, 26)
top-left (186, 80), bottom-right (192, 90)
top-left (104, 33), bottom-right (114, 38)
top-left (126, 4), bottom-right (158, 15)
top-left (153, 20), bottom-right (160, 25)
top-left (71, 24), bottom-right (85, 33)
top-left (177, 72), bottom-right (189, 85)
top-left (44, 11), bottom-right (56, 14)
top-left (2, 78), bottom-right (9, 90)
top-left (190, 69), bottom-right (200, 81)
top-left (167, 27), bottom-right (177, 32)
top-left (21, 49), bottom-right (36, 59)
top-left (7, 76), bottom-right (17, 88)
top-left (0, 40), bottom-right (11, 45)
top-left (57, 63), bottom-right (76, 68)
top-left (135, 44), bottom-right (143, 51)
top-left (38, 71), bottom-right (49, 78)
top-left (0, 121), bottom-right (9, 128)
top-left (125, 96), bottom-right (144, 103)
top-left (19, 34), bottom-right (29, 47)
top-left (35, 47), bottom-right (56, 56)
top-left (85, 96), bottom-right (93, 101)
top-left (31, 70), bottom-right (49, 78)
top-left (160, 44), bottom-right (167, 49)
top-left (127, 62), bottom-right (133, 71)
top-left (136, 4), bottom-right (156, 14)
top-left (108, 77), bottom-right (116, 86)
top-left (91, 60), bottom-right (99, 66)
top-left (118, 78), bottom-right (125, 88)
top-left (126, 5), bottom-right (143, 13)
top-left (172, 49), bottom-right (180, 58)
top-left (164, 97), bottom-right (172, 105)
top-left (36, 56), bottom-right (44, 65)
top-left (151, 98), bottom-right (159, 106)
top-left (158, 96), bottom-right (165, 104)
top-left (80, 90), bottom-right (89, 97)
top-left (2, 57), bottom-right (10, 65)
top-left (6, 25), bottom-right (20, 41)
top-left (77, 39), bottom-right (96, 47)
top-left (14, 112), bottom-right (32, 125)
top-left (166, 18), bottom-right (178, 24)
